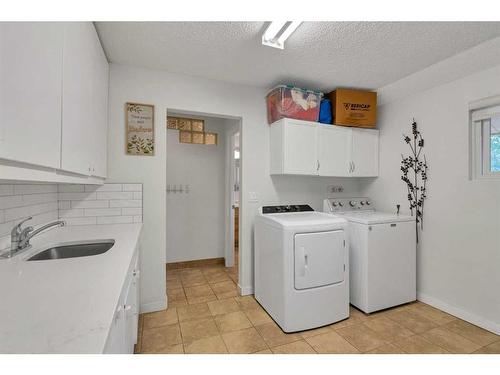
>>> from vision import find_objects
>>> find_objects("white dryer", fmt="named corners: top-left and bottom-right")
top-left (254, 204), bottom-right (349, 333)
top-left (324, 198), bottom-right (416, 313)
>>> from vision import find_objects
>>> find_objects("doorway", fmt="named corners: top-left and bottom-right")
top-left (165, 109), bottom-right (241, 304)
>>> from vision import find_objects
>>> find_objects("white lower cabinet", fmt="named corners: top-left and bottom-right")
top-left (104, 247), bottom-right (140, 354)
top-left (270, 118), bottom-right (379, 177)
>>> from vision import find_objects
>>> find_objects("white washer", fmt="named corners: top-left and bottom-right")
top-left (254, 204), bottom-right (349, 333)
top-left (323, 198), bottom-right (416, 313)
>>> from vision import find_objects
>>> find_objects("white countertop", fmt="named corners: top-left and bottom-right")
top-left (0, 223), bottom-right (142, 353)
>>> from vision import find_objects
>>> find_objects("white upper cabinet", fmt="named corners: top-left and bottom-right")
top-left (270, 119), bottom-right (318, 175)
top-left (0, 22), bottom-right (109, 183)
top-left (61, 23), bottom-right (109, 177)
top-left (0, 23), bottom-right (64, 169)
top-left (270, 119), bottom-right (379, 177)
top-left (61, 23), bottom-right (95, 175)
top-left (284, 120), bottom-right (318, 175)
top-left (350, 128), bottom-right (379, 177)
top-left (318, 125), bottom-right (351, 177)
top-left (89, 30), bottom-right (109, 178)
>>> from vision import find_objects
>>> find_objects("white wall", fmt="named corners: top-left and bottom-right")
top-left (363, 63), bottom-right (500, 334)
top-left (166, 115), bottom-right (230, 263)
top-left (107, 63), bottom-right (365, 309)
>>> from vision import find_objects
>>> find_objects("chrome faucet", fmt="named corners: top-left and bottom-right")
top-left (7, 217), bottom-right (66, 257)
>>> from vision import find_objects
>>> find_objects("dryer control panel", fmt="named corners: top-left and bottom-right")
top-left (323, 198), bottom-right (373, 213)
top-left (262, 205), bottom-right (314, 214)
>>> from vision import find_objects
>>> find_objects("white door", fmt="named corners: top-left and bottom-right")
top-left (366, 221), bottom-right (416, 312)
top-left (350, 129), bottom-right (379, 177)
top-left (0, 23), bottom-right (64, 168)
top-left (318, 125), bottom-right (351, 176)
top-left (283, 120), bottom-right (318, 175)
top-left (294, 230), bottom-right (345, 290)
top-left (61, 22), bottom-right (95, 175)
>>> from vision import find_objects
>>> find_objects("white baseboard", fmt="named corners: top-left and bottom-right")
top-left (418, 292), bottom-right (500, 335)
top-left (238, 284), bottom-right (254, 296)
top-left (141, 299), bottom-right (167, 314)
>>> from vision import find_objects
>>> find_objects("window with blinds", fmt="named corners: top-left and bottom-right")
top-left (471, 103), bottom-right (500, 179)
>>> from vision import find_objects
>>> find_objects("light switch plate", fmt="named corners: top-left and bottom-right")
top-left (249, 191), bottom-right (258, 202)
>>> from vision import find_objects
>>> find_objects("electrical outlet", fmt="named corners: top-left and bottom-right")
top-left (249, 191), bottom-right (258, 202)
top-left (328, 185), bottom-right (344, 194)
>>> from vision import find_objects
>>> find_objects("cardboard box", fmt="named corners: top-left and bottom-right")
top-left (328, 89), bottom-right (377, 128)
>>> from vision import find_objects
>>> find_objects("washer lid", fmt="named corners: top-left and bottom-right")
top-left (339, 211), bottom-right (415, 225)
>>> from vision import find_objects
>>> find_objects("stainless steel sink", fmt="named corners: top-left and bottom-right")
top-left (26, 240), bottom-right (115, 261)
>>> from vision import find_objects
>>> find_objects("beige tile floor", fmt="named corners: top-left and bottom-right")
top-left (136, 263), bottom-right (500, 354)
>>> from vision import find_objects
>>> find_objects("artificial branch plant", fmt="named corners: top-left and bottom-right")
top-left (401, 119), bottom-right (428, 243)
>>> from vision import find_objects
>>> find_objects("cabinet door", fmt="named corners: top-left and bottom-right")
top-left (125, 255), bottom-right (140, 350)
top-left (88, 28), bottom-right (109, 178)
top-left (124, 276), bottom-right (137, 354)
top-left (61, 22), bottom-right (94, 175)
top-left (0, 22), bottom-right (64, 168)
top-left (350, 129), bottom-right (379, 177)
top-left (318, 125), bottom-right (351, 176)
top-left (104, 305), bottom-right (127, 354)
top-left (283, 120), bottom-right (318, 175)
top-left (104, 251), bottom-right (139, 354)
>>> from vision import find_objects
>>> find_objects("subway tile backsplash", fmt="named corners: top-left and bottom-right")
top-left (0, 184), bottom-right (59, 239)
top-left (0, 184), bottom-right (59, 250)
top-left (57, 183), bottom-right (143, 226)
top-left (0, 183), bottom-right (143, 250)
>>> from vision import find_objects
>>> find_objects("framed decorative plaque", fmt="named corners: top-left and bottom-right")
top-left (126, 102), bottom-right (154, 155)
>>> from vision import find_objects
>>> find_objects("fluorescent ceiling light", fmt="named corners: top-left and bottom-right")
top-left (262, 21), bottom-right (302, 50)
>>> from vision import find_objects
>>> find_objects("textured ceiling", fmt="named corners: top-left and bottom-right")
top-left (95, 22), bottom-right (500, 91)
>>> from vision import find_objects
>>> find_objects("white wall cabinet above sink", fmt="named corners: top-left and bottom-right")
top-left (0, 23), bottom-right (64, 169)
top-left (0, 22), bottom-right (109, 184)
top-left (270, 119), bottom-right (379, 177)
top-left (61, 23), bottom-right (108, 178)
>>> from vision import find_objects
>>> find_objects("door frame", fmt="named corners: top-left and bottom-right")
top-left (165, 108), bottom-right (242, 279)
top-left (225, 126), bottom-right (240, 267)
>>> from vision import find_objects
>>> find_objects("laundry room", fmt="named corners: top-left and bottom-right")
top-left (1, 2), bottom-right (500, 374)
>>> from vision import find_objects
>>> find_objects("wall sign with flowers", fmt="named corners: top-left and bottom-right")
top-left (125, 102), bottom-right (155, 155)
